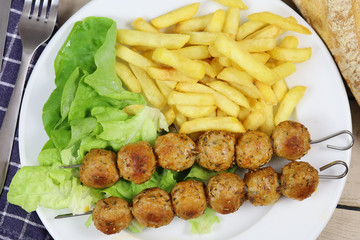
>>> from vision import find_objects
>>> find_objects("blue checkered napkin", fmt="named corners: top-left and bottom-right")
top-left (0, 0), bottom-right (53, 239)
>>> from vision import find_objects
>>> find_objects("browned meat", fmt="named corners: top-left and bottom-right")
top-left (171, 180), bottom-right (207, 220)
top-left (207, 172), bottom-right (247, 214)
top-left (272, 121), bottom-right (311, 161)
top-left (92, 196), bottom-right (132, 235)
top-left (236, 130), bottom-right (273, 170)
top-left (79, 149), bottom-right (119, 188)
top-left (280, 161), bottom-right (319, 201)
top-left (244, 166), bottom-right (280, 206)
top-left (197, 130), bottom-right (236, 171)
top-left (154, 133), bottom-right (196, 171)
top-left (117, 141), bottom-right (157, 184)
top-left (131, 187), bottom-right (174, 228)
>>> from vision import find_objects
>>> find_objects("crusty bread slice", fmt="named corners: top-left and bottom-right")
top-left (292, 0), bottom-right (360, 105)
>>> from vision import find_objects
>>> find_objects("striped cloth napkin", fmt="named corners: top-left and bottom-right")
top-left (0, 0), bottom-right (53, 239)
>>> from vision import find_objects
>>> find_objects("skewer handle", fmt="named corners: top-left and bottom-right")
top-left (55, 211), bottom-right (93, 219)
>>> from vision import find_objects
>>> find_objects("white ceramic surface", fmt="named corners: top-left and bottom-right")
top-left (18, 0), bottom-right (352, 239)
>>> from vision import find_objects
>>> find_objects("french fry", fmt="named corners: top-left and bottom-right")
top-left (117, 29), bottom-right (190, 49)
top-left (279, 35), bottom-right (299, 48)
top-left (115, 62), bottom-right (142, 93)
top-left (208, 43), bottom-right (222, 57)
top-left (185, 31), bottom-right (218, 45)
top-left (168, 91), bottom-right (216, 106)
top-left (223, 8), bottom-right (241, 38)
top-left (272, 62), bottom-right (296, 79)
top-left (179, 117), bottom-right (246, 133)
top-left (229, 82), bottom-right (262, 99)
top-left (216, 108), bottom-right (228, 117)
top-left (208, 81), bottom-right (250, 108)
top-left (174, 13), bottom-right (213, 33)
top-left (197, 60), bottom-right (217, 78)
top-left (245, 25), bottom-right (281, 39)
top-left (122, 104), bottom-right (145, 115)
top-left (242, 110), bottom-right (266, 130)
top-left (205, 9), bottom-right (226, 33)
top-left (236, 20), bottom-right (267, 40)
top-left (132, 17), bottom-right (161, 33)
top-left (152, 48), bottom-right (205, 80)
top-left (175, 82), bottom-right (240, 117)
top-left (141, 50), bottom-right (154, 61)
top-left (213, 0), bottom-right (248, 9)
top-left (172, 46), bottom-right (211, 59)
top-left (251, 52), bottom-right (271, 64)
top-left (156, 80), bottom-right (175, 98)
top-left (176, 105), bottom-right (217, 118)
top-left (274, 86), bottom-right (306, 125)
top-left (163, 106), bottom-right (176, 126)
top-left (199, 75), bottom-right (216, 84)
top-left (214, 34), bottom-right (280, 85)
top-left (254, 80), bottom-right (277, 105)
top-left (247, 11), bottom-right (312, 35)
top-left (237, 38), bottom-right (277, 52)
top-left (238, 106), bottom-right (251, 121)
top-left (272, 79), bottom-right (288, 102)
top-left (249, 98), bottom-right (264, 112)
top-left (175, 110), bottom-right (188, 127)
top-left (268, 47), bottom-right (312, 63)
top-left (129, 64), bottom-right (166, 109)
top-left (259, 99), bottom-right (274, 135)
top-left (146, 67), bottom-right (198, 83)
top-left (116, 45), bottom-right (156, 70)
top-left (217, 67), bottom-right (254, 87)
top-left (151, 2), bottom-right (200, 29)
top-left (218, 56), bottom-right (232, 67)
top-left (210, 57), bottom-right (224, 76)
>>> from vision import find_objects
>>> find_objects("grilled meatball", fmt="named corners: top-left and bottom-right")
top-left (235, 130), bottom-right (273, 170)
top-left (207, 173), bottom-right (247, 214)
top-left (79, 149), bottom-right (119, 188)
top-left (131, 187), bottom-right (174, 228)
top-left (154, 133), bottom-right (196, 171)
top-left (171, 180), bottom-right (207, 220)
top-left (272, 121), bottom-right (311, 161)
top-left (280, 161), bottom-right (319, 201)
top-left (244, 166), bottom-right (280, 206)
top-left (92, 196), bottom-right (132, 235)
top-left (197, 130), bottom-right (236, 171)
top-left (117, 141), bottom-right (156, 185)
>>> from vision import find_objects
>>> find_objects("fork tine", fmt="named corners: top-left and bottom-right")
top-left (31, 0), bottom-right (42, 19)
top-left (40, 0), bottom-right (49, 20)
top-left (22, 0), bottom-right (33, 18)
top-left (47, 0), bottom-right (59, 24)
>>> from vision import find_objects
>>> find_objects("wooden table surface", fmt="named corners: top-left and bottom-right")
top-left (58, 0), bottom-right (360, 239)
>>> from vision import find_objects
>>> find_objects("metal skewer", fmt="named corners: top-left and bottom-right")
top-left (54, 160), bottom-right (350, 219)
top-left (311, 130), bottom-right (354, 150)
top-left (55, 211), bottom-right (93, 219)
top-left (318, 160), bottom-right (349, 179)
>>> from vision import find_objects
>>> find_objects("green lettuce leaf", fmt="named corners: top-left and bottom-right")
top-left (7, 165), bottom-right (102, 214)
top-left (189, 207), bottom-right (220, 234)
top-left (97, 106), bottom-right (167, 148)
top-left (185, 164), bottom-right (237, 181)
top-left (102, 168), bottom-right (177, 202)
top-left (128, 219), bottom-right (145, 233)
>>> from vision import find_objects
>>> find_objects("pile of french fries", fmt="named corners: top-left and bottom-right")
top-left (115, 0), bottom-right (311, 136)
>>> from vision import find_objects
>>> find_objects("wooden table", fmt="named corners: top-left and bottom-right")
top-left (58, 1), bottom-right (360, 239)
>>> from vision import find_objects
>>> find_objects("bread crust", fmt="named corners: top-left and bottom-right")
top-left (292, 0), bottom-right (360, 105)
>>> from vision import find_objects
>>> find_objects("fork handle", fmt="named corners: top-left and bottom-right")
top-left (0, 51), bottom-right (33, 194)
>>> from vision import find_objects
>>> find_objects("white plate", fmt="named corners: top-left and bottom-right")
top-left (18, 0), bottom-right (353, 239)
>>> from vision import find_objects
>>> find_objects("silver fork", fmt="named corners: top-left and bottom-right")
top-left (0, 0), bottom-right (58, 194)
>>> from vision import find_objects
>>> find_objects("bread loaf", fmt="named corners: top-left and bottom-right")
top-left (292, 0), bottom-right (360, 105)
